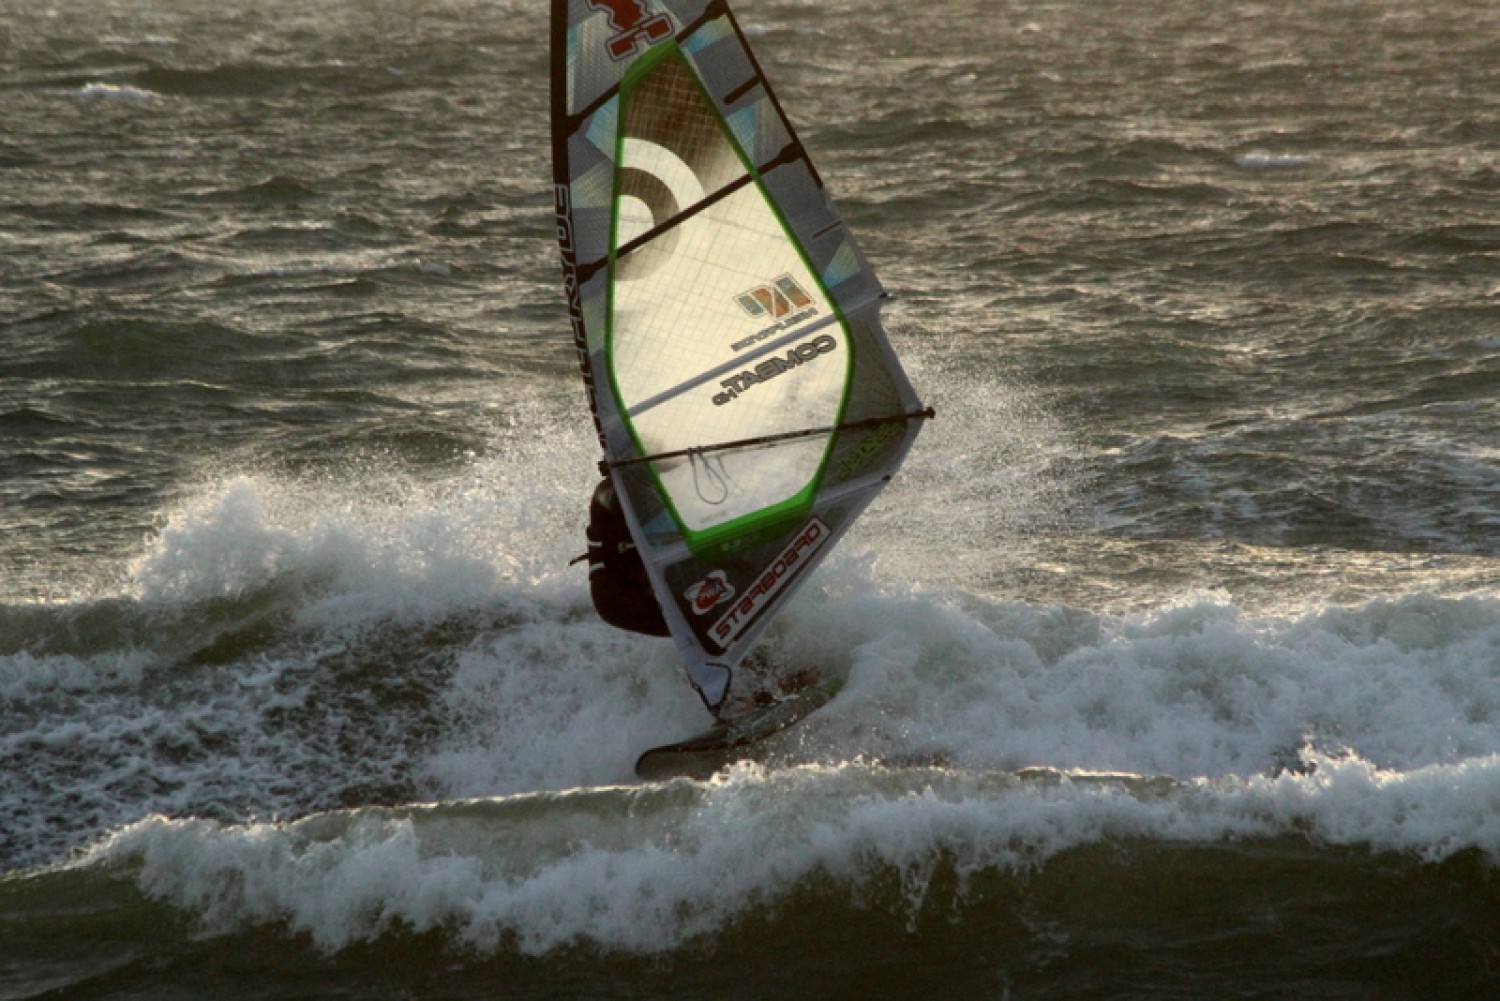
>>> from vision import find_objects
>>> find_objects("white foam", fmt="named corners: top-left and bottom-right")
top-left (420, 617), bottom-right (704, 794)
top-left (0, 649), bottom-right (156, 698)
top-left (867, 352), bottom-right (1081, 585)
top-left (23, 465), bottom-right (1500, 948)
top-left (72, 82), bottom-right (161, 102)
top-left (109, 457), bottom-right (1500, 818)
top-left (126, 425), bottom-right (594, 633)
top-left (19, 398), bottom-right (1500, 947)
top-left (85, 749), bottom-right (1500, 955)
top-left (1235, 152), bottom-right (1316, 169)
top-left (801, 587), bottom-right (1500, 778)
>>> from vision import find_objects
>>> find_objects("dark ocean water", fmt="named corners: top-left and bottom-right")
top-left (5, 0), bottom-right (1500, 997)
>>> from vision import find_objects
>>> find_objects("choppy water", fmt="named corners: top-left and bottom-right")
top-left (5, 0), bottom-right (1500, 997)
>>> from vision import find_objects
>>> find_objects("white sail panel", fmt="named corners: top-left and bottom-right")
top-left (611, 180), bottom-right (847, 532)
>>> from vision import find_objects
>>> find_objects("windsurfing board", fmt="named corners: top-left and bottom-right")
top-left (635, 678), bottom-right (837, 781)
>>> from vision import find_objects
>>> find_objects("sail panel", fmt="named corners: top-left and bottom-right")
top-left (608, 44), bottom-right (848, 541)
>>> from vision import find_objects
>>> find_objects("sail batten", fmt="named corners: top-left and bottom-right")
top-left (552, 0), bottom-right (927, 710)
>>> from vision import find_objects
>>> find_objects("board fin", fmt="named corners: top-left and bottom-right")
top-left (634, 678), bottom-right (837, 781)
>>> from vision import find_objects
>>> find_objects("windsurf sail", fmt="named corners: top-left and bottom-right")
top-left (551, 0), bottom-right (931, 711)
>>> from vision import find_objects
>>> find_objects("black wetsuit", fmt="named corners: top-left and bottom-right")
top-left (586, 478), bottom-right (669, 637)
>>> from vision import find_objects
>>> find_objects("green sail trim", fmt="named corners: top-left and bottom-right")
top-left (604, 39), bottom-right (854, 560)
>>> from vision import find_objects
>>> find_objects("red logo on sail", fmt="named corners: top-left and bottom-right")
top-left (587, 0), bottom-right (673, 60)
top-left (712, 518), bottom-right (831, 645)
top-left (685, 570), bottom-right (736, 615)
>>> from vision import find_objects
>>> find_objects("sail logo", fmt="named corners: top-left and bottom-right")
top-left (587, 0), bottom-right (673, 60)
top-left (713, 333), bottom-right (837, 407)
top-left (732, 275), bottom-right (821, 353)
top-left (711, 518), bottom-right (831, 645)
top-left (736, 275), bottom-right (814, 321)
top-left (685, 570), bottom-right (736, 616)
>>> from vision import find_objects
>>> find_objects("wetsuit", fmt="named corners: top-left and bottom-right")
top-left (586, 478), bottom-right (669, 637)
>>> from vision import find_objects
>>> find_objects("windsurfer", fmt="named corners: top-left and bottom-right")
top-left (585, 477), bottom-right (670, 637)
